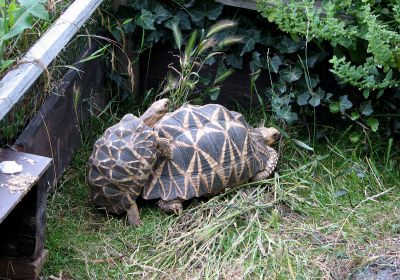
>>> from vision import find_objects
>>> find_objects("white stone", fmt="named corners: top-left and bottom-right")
top-left (0, 161), bottom-right (23, 174)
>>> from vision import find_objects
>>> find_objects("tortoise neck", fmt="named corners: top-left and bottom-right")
top-left (139, 99), bottom-right (169, 127)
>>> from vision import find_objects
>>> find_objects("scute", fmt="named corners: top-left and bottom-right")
top-left (143, 104), bottom-right (268, 201)
top-left (88, 114), bottom-right (158, 214)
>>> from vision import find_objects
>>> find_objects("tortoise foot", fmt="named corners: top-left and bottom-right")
top-left (251, 147), bottom-right (279, 181)
top-left (157, 199), bottom-right (183, 215)
top-left (127, 202), bottom-right (143, 226)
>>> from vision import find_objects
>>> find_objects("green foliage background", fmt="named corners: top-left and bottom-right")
top-left (109, 0), bottom-right (400, 136)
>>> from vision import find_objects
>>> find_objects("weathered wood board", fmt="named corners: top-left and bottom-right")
top-left (0, 149), bottom-right (51, 223)
top-left (13, 38), bottom-right (110, 189)
top-left (0, 249), bottom-right (48, 280)
top-left (140, 43), bottom-right (271, 109)
top-left (0, 148), bottom-right (51, 270)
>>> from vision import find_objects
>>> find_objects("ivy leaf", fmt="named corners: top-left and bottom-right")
top-left (324, 92), bottom-right (333, 101)
top-left (164, 16), bottom-right (179, 30)
top-left (129, 0), bottom-right (153, 10)
top-left (205, 3), bottom-right (223, 20)
top-left (280, 67), bottom-right (302, 83)
top-left (297, 92), bottom-right (310, 106)
top-left (360, 100), bottom-right (373, 116)
top-left (136, 9), bottom-right (156, 30)
top-left (329, 102), bottom-right (340, 113)
top-left (241, 31), bottom-right (261, 56)
top-left (146, 29), bottom-right (165, 44)
top-left (308, 95), bottom-right (321, 107)
top-left (275, 83), bottom-right (287, 94)
top-left (349, 132), bottom-right (360, 143)
top-left (176, 11), bottom-right (191, 30)
top-left (350, 112), bottom-right (360, 120)
top-left (308, 88), bottom-right (325, 107)
top-left (153, 4), bottom-right (172, 24)
top-left (339, 95), bottom-right (353, 111)
top-left (275, 106), bottom-right (298, 124)
top-left (366, 118), bottom-right (379, 132)
top-left (226, 53), bottom-right (243, 69)
top-left (305, 53), bottom-right (326, 68)
top-left (249, 51), bottom-right (261, 73)
top-left (276, 36), bottom-right (302, 53)
top-left (269, 55), bottom-right (282, 73)
top-left (190, 2), bottom-right (223, 25)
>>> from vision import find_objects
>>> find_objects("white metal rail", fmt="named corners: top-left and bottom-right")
top-left (0, 0), bottom-right (104, 121)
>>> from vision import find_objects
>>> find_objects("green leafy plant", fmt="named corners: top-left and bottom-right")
top-left (0, 0), bottom-right (49, 73)
top-left (161, 20), bottom-right (241, 109)
top-left (110, 0), bottom-right (329, 123)
top-left (258, 0), bottom-right (400, 133)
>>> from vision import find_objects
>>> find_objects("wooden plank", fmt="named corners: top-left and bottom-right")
top-left (13, 37), bottom-right (110, 189)
top-left (112, 0), bottom-right (128, 11)
top-left (0, 249), bottom-right (48, 280)
top-left (216, 0), bottom-right (257, 10)
top-left (0, 0), bottom-right (104, 121)
top-left (140, 44), bottom-right (270, 109)
top-left (0, 149), bottom-right (51, 223)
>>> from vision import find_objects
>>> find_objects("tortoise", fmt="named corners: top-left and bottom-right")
top-left (87, 99), bottom-right (172, 226)
top-left (143, 103), bottom-right (280, 215)
top-left (87, 99), bottom-right (280, 226)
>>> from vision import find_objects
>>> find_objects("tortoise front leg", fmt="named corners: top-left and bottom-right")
top-left (156, 135), bottom-right (173, 159)
top-left (127, 201), bottom-right (143, 226)
top-left (251, 146), bottom-right (279, 181)
top-left (157, 199), bottom-right (183, 215)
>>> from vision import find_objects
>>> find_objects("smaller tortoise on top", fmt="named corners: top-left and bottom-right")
top-left (87, 99), bottom-right (280, 226)
top-left (87, 99), bottom-right (171, 226)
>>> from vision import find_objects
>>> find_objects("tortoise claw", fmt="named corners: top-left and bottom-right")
top-left (157, 199), bottom-right (183, 215)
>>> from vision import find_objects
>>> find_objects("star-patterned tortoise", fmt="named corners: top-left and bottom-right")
top-left (87, 99), bottom-right (280, 226)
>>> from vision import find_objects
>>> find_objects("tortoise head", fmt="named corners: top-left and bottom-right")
top-left (254, 127), bottom-right (281, 146)
top-left (140, 98), bottom-right (169, 127)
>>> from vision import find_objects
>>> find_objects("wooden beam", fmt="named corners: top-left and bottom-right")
top-left (0, 249), bottom-right (48, 280)
top-left (112, 0), bottom-right (128, 11)
top-left (216, 0), bottom-right (257, 10)
top-left (13, 36), bottom-right (110, 188)
top-left (0, 0), bottom-right (104, 121)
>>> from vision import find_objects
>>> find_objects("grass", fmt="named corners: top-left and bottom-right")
top-left (43, 104), bottom-right (400, 279)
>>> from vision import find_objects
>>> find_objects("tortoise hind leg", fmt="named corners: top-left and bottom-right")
top-left (251, 146), bottom-right (279, 181)
top-left (157, 199), bottom-right (184, 215)
top-left (127, 201), bottom-right (143, 226)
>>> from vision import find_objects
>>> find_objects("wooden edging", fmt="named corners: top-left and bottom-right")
top-left (216, 0), bottom-right (257, 10)
top-left (0, 0), bottom-right (104, 121)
